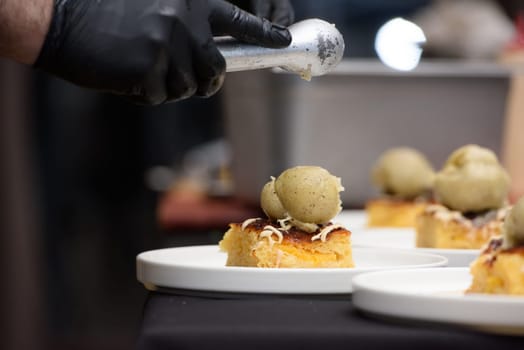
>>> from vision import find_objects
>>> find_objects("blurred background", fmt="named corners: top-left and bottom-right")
top-left (2, 0), bottom-right (524, 349)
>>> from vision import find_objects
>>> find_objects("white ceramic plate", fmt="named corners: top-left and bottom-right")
top-left (352, 268), bottom-right (524, 335)
top-left (335, 210), bottom-right (367, 230)
top-left (350, 229), bottom-right (479, 267)
top-left (136, 245), bottom-right (447, 295)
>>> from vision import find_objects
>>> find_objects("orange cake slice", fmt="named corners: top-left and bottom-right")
top-left (467, 237), bottom-right (524, 295)
top-left (366, 198), bottom-right (429, 228)
top-left (415, 204), bottom-right (508, 249)
top-left (467, 196), bottom-right (524, 295)
top-left (219, 218), bottom-right (353, 268)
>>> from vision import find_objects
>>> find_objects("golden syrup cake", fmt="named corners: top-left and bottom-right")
top-left (467, 237), bottom-right (524, 295)
top-left (467, 196), bottom-right (524, 295)
top-left (219, 218), bottom-right (353, 268)
top-left (366, 198), bottom-right (428, 228)
top-left (416, 204), bottom-right (508, 249)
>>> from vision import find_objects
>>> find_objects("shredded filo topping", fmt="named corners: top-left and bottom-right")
top-left (311, 223), bottom-right (343, 242)
top-left (240, 216), bottom-right (342, 246)
top-left (259, 225), bottom-right (284, 247)
top-left (277, 216), bottom-right (292, 230)
top-left (241, 217), bottom-right (260, 231)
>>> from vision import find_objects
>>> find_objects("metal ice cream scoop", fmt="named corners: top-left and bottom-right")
top-left (216, 19), bottom-right (345, 79)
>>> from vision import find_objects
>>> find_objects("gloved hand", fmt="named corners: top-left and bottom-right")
top-left (234, 0), bottom-right (295, 27)
top-left (35, 0), bottom-right (292, 105)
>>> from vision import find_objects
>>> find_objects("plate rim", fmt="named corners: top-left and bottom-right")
top-left (352, 267), bottom-right (524, 334)
top-left (136, 245), bottom-right (448, 295)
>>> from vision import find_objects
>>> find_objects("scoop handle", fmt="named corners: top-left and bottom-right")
top-left (216, 18), bottom-right (345, 78)
top-left (216, 37), bottom-right (294, 73)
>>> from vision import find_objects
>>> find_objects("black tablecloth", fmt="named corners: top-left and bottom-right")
top-left (137, 291), bottom-right (524, 350)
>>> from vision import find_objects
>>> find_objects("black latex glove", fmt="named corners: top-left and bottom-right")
top-left (234, 0), bottom-right (295, 26)
top-left (35, 0), bottom-right (292, 105)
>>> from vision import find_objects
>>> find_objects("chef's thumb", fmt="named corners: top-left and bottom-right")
top-left (209, 0), bottom-right (292, 48)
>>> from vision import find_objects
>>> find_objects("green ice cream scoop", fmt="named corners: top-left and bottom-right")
top-left (372, 147), bottom-right (435, 199)
top-left (260, 177), bottom-right (287, 220)
top-left (266, 166), bottom-right (344, 224)
top-left (503, 197), bottom-right (524, 248)
top-left (434, 144), bottom-right (510, 212)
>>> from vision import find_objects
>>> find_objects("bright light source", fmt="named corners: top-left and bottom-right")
top-left (375, 17), bottom-right (426, 71)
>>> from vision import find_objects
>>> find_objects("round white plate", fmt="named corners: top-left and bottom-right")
top-left (353, 268), bottom-right (524, 335)
top-left (136, 245), bottom-right (447, 295)
top-left (350, 229), bottom-right (479, 267)
top-left (335, 210), bottom-right (367, 230)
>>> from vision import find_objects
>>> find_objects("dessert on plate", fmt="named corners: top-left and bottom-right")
top-left (416, 144), bottom-right (511, 249)
top-left (467, 196), bottom-right (524, 295)
top-left (366, 147), bottom-right (435, 227)
top-left (219, 166), bottom-right (354, 268)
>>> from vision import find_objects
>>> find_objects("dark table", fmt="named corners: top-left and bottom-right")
top-left (137, 291), bottom-right (524, 350)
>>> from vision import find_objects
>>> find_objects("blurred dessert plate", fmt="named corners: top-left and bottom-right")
top-left (352, 268), bottom-right (524, 336)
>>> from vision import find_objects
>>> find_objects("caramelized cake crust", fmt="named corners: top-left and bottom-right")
top-left (219, 218), bottom-right (354, 268)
